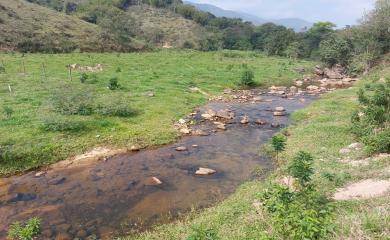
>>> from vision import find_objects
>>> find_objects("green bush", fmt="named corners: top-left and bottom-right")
top-left (97, 100), bottom-right (136, 117)
top-left (7, 217), bottom-right (41, 240)
top-left (51, 90), bottom-right (95, 116)
top-left (2, 106), bottom-right (14, 118)
top-left (271, 134), bottom-right (286, 163)
top-left (319, 34), bottom-right (352, 67)
top-left (80, 73), bottom-right (89, 83)
top-left (0, 64), bottom-right (5, 73)
top-left (288, 151), bottom-right (315, 187)
top-left (239, 68), bottom-right (255, 87)
top-left (108, 77), bottom-right (120, 90)
top-left (187, 225), bottom-right (220, 240)
top-left (352, 79), bottom-right (390, 153)
top-left (261, 151), bottom-right (333, 240)
top-left (41, 117), bottom-right (87, 132)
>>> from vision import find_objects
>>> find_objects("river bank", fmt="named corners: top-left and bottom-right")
top-left (131, 65), bottom-right (390, 240)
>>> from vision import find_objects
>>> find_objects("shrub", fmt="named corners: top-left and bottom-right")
top-left (319, 34), bottom-right (352, 67)
top-left (239, 69), bottom-right (255, 87)
top-left (7, 217), bottom-right (41, 240)
top-left (261, 184), bottom-right (333, 240)
top-left (97, 100), bottom-right (136, 117)
top-left (271, 134), bottom-right (286, 164)
top-left (261, 151), bottom-right (333, 240)
top-left (2, 106), bottom-right (14, 118)
top-left (288, 151), bottom-right (315, 187)
top-left (80, 73), bottom-right (88, 83)
top-left (41, 117), bottom-right (87, 132)
top-left (51, 90), bottom-right (95, 116)
top-left (108, 77), bottom-right (120, 90)
top-left (187, 225), bottom-right (219, 240)
top-left (352, 79), bottom-right (390, 153)
top-left (0, 64), bottom-right (5, 73)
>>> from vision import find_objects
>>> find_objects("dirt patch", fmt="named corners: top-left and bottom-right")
top-left (333, 179), bottom-right (390, 200)
top-left (341, 153), bottom-right (390, 167)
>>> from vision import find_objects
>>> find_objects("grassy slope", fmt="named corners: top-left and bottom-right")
top-left (0, 50), bottom-right (314, 175)
top-left (0, 0), bottom-right (100, 51)
top-left (127, 5), bottom-right (207, 48)
top-left (0, 0), bottom-right (209, 51)
top-left (129, 65), bottom-right (390, 239)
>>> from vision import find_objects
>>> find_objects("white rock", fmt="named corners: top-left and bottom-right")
top-left (241, 115), bottom-right (250, 124)
top-left (176, 146), bottom-right (188, 151)
top-left (178, 118), bottom-right (186, 124)
top-left (180, 128), bottom-right (191, 134)
top-left (35, 171), bottom-right (45, 177)
top-left (273, 111), bottom-right (286, 116)
top-left (275, 107), bottom-right (285, 112)
top-left (195, 168), bottom-right (216, 175)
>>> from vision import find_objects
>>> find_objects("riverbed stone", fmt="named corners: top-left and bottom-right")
top-left (255, 120), bottom-right (267, 125)
top-left (48, 177), bottom-right (66, 185)
top-left (145, 177), bottom-right (163, 186)
top-left (271, 123), bottom-right (280, 128)
top-left (35, 171), bottom-right (46, 177)
top-left (216, 124), bottom-right (226, 130)
top-left (180, 128), bottom-right (191, 134)
top-left (192, 129), bottom-right (209, 136)
top-left (195, 168), bottom-right (216, 175)
top-left (7, 193), bottom-right (37, 203)
top-left (216, 109), bottom-right (234, 119)
top-left (56, 223), bottom-right (71, 232)
top-left (130, 145), bottom-right (141, 151)
top-left (55, 233), bottom-right (72, 240)
top-left (240, 116), bottom-right (249, 124)
top-left (273, 111), bottom-right (286, 116)
top-left (76, 229), bottom-right (88, 238)
top-left (176, 146), bottom-right (188, 151)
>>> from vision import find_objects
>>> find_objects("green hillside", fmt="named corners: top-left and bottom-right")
top-left (0, 0), bottom-right (101, 52)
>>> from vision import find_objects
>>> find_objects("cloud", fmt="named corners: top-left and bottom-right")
top-left (189, 0), bottom-right (376, 26)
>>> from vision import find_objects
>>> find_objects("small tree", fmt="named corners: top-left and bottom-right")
top-left (271, 134), bottom-right (286, 164)
top-left (288, 151), bottom-right (314, 187)
top-left (319, 34), bottom-right (352, 66)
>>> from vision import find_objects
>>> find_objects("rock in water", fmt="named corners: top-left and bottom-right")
top-left (241, 116), bottom-right (249, 124)
top-left (195, 168), bottom-right (216, 176)
top-left (273, 111), bottom-right (286, 116)
top-left (145, 177), bottom-right (163, 186)
top-left (271, 123), bottom-right (280, 128)
top-left (192, 129), bottom-right (210, 136)
top-left (176, 146), bottom-right (188, 151)
top-left (275, 107), bottom-right (285, 112)
top-left (255, 120), bottom-right (267, 125)
top-left (180, 128), bottom-right (191, 134)
top-left (216, 124), bottom-right (226, 130)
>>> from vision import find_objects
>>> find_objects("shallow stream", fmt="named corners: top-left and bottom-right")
top-left (0, 95), bottom-right (315, 239)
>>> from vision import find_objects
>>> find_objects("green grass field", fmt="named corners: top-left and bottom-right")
top-left (0, 50), bottom-right (315, 175)
top-left (128, 64), bottom-right (390, 240)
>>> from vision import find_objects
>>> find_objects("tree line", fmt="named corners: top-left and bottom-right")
top-left (21, 0), bottom-right (390, 73)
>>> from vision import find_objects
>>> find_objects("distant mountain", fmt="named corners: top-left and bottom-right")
top-left (184, 1), bottom-right (313, 32)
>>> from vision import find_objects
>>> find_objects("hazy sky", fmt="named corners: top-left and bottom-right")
top-left (189, 0), bottom-right (376, 27)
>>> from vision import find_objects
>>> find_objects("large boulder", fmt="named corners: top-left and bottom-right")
top-left (324, 64), bottom-right (345, 79)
